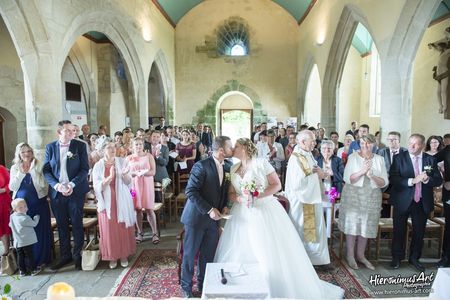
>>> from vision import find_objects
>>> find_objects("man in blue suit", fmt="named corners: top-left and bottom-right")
top-left (389, 134), bottom-right (442, 271)
top-left (180, 136), bottom-right (233, 297)
top-left (43, 120), bottom-right (89, 271)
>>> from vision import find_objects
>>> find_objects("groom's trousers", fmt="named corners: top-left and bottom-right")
top-left (181, 223), bottom-right (220, 293)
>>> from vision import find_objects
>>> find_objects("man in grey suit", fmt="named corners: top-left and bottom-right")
top-left (148, 130), bottom-right (170, 183)
top-left (377, 131), bottom-right (407, 217)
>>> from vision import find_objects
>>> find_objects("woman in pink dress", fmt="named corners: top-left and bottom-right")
top-left (92, 140), bottom-right (136, 269)
top-left (175, 130), bottom-right (196, 174)
top-left (126, 137), bottom-right (159, 244)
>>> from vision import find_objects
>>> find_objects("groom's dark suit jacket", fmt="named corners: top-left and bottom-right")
top-left (389, 151), bottom-right (442, 214)
top-left (181, 156), bottom-right (232, 228)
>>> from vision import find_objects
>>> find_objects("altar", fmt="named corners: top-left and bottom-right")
top-left (202, 263), bottom-right (270, 299)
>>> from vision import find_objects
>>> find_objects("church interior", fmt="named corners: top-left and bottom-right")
top-left (0, 0), bottom-right (450, 299)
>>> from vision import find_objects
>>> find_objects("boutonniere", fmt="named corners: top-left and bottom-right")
top-left (224, 172), bottom-right (231, 183)
top-left (424, 165), bottom-right (433, 175)
top-left (66, 151), bottom-right (77, 159)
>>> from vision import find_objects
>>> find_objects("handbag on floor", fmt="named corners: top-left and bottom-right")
top-left (81, 239), bottom-right (101, 271)
top-left (0, 249), bottom-right (17, 275)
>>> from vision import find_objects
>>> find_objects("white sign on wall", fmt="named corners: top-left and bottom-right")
top-left (286, 117), bottom-right (297, 129)
top-left (71, 114), bottom-right (87, 128)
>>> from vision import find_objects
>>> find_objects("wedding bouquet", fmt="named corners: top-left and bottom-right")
top-left (325, 187), bottom-right (340, 204)
top-left (241, 179), bottom-right (263, 208)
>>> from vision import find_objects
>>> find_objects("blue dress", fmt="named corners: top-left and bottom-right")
top-left (16, 174), bottom-right (52, 266)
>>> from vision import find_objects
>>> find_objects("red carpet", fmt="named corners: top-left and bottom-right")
top-left (112, 249), bottom-right (369, 299)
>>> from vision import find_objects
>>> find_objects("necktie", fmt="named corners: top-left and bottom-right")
top-left (413, 155), bottom-right (421, 203)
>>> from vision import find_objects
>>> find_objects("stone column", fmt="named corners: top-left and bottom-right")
top-left (23, 53), bottom-right (63, 159)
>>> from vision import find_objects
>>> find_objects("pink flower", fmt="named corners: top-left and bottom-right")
top-left (243, 189), bottom-right (250, 195)
top-left (252, 191), bottom-right (259, 197)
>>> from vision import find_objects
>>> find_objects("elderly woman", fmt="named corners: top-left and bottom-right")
top-left (9, 143), bottom-right (51, 268)
top-left (338, 134), bottom-right (388, 270)
top-left (316, 140), bottom-right (344, 194)
top-left (92, 139), bottom-right (136, 269)
top-left (337, 134), bottom-right (355, 166)
top-left (0, 164), bottom-right (11, 256)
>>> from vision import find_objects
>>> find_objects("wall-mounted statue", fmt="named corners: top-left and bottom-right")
top-left (428, 27), bottom-right (450, 118)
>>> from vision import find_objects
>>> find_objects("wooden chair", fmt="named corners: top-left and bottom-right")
top-left (374, 203), bottom-right (395, 260)
top-left (174, 193), bottom-right (188, 219)
top-left (51, 217), bottom-right (99, 244)
top-left (406, 218), bottom-right (442, 258)
top-left (176, 173), bottom-right (190, 195)
top-left (275, 194), bottom-right (289, 213)
top-left (152, 203), bottom-right (163, 237)
top-left (430, 216), bottom-right (446, 258)
top-left (164, 192), bottom-right (175, 222)
top-left (154, 182), bottom-right (166, 228)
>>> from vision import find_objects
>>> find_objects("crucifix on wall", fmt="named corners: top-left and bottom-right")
top-left (428, 26), bottom-right (450, 119)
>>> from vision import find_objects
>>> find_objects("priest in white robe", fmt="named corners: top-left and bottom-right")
top-left (285, 130), bottom-right (330, 265)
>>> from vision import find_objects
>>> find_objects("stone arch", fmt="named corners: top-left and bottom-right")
top-left (0, 0), bottom-right (51, 150)
top-left (215, 91), bottom-right (254, 134)
top-left (322, 4), bottom-right (373, 132)
top-left (297, 53), bottom-right (317, 124)
top-left (193, 80), bottom-right (267, 132)
top-left (380, 0), bottom-right (441, 139)
top-left (153, 50), bottom-right (174, 123)
top-left (59, 10), bottom-right (146, 128)
top-left (67, 43), bottom-right (97, 129)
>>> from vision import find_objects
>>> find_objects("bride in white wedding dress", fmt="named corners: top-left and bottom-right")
top-left (214, 138), bottom-right (344, 299)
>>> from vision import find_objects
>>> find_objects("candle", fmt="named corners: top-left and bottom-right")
top-left (47, 282), bottom-right (75, 300)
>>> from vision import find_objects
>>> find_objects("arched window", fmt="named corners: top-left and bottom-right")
top-left (217, 18), bottom-right (249, 56)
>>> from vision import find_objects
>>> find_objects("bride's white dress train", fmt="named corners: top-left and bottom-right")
top-left (214, 158), bottom-right (344, 299)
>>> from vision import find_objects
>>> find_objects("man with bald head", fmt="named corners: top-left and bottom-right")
top-left (285, 130), bottom-right (330, 266)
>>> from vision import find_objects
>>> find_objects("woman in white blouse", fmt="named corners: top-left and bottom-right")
top-left (338, 135), bottom-right (388, 270)
top-left (9, 143), bottom-right (51, 268)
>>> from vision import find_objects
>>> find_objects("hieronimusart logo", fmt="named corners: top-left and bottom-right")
top-left (369, 272), bottom-right (434, 290)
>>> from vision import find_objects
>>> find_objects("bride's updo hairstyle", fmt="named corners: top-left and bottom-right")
top-left (236, 138), bottom-right (257, 158)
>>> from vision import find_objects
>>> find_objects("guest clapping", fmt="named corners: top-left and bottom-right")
top-left (339, 134), bottom-right (388, 270)
top-left (9, 143), bottom-right (52, 268)
top-left (317, 140), bottom-right (344, 193)
top-left (126, 138), bottom-right (159, 244)
top-left (337, 134), bottom-right (354, 166)
top-left (93, 140), bottom-right (136, 269)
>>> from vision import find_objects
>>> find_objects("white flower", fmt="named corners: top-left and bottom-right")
top-left (66, 151), bottom-right (74, 159)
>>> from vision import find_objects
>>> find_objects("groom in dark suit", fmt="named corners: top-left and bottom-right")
top-left (180, 136), bottom-right (233, 297)
top-left (389, 134), bottom-right (442, 271)
top-left (43, 120), bottom-right (89, 271)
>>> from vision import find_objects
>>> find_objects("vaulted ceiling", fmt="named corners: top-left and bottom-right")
top-left (84, 0), bottom-right (450, 57)
top-left (152, 0), bottom-right (315, 26)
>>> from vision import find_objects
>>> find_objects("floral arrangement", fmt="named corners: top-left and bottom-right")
top-left (325, 187), bottom-right (340, 204)
top-left (241, 179), bottom-right (263, 208)
top-left (1, 283), bottom-right (12, 300)
top-left (66, 151), bottom-right (77, 159)
top-left (224, 172), bottom-right (231, 183)
top-left (424, 165), bottom-right (433, 175)
top-left (130, 189), bottom-right (137, 199)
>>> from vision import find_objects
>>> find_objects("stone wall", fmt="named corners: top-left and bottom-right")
top-left (175, 0), bottom-right (298, 131)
